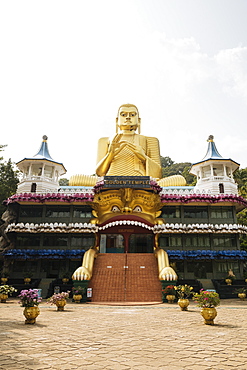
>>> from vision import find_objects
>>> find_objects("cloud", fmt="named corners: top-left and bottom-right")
top-left (1, 3), bottom-right (247, 177)
top-left (215, 46), bottom-right (247, 102)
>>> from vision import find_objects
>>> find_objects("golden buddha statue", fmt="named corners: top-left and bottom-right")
top-left (71, 104), bottom-right (182, 282)
top-left (69, 104), bottom-right (186, 187)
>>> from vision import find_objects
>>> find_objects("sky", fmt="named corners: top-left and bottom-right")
top-left (1, 0), bottom-right (247, 179)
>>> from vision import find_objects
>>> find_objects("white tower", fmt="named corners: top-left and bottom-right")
top-left (16, 135), bottom-right (66, 193)
top-left (190, 135), bottom-right (239, 195)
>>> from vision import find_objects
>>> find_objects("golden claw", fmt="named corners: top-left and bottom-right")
top-left (72, 267), bottom-right (91, 281)
top-left (159, 267), bottom-right (177, 281)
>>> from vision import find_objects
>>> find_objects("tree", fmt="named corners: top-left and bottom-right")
top-left (160, 156), bottom-right (195, 185)
top-left (59, 178), bottom-right (69, 186)
top-left (0, 148), bottom-right (19, 215)
top-left (234, 168), bottom-right (247, 198)
top-left (234, 168), bottom-right (247, 250)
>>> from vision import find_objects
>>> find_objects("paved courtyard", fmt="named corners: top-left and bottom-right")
top-left (1, 298), bottom-right (247, 370)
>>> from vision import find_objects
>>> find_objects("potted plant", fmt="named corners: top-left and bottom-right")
top-left (162, 285), bottom-right (176, 303)
top-left (47, 291), bottom-right (70, 311)
top-left (1, 271), bottom-right (9, 284)
top-left (23, 270), bottom-right (33, 284)
top-left (72, 286), bottom-right (85, 303)
top-left (18, 289), bottom-right (42, 324)
top-left (243, 271), bottom-right (247, 284)
top-left (225, 269), bottom-right (235, 285)
top-left (174, 284), bottom-right (194, 311)
top-left (193, 289), bottom-right (220, 325)
top-left (61, 271), bottom-right (70, 284)
top-left (0, 285), bottom-right (17, 303)
top-left (235, 287), bottom-right (246, 301)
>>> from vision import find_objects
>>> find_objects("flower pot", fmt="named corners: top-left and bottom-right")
top-left (62, 278), bottom-right (69, 284)
top-left (238, 293), bottom-right (246, 301)
top-left (166, 295), bottom-right (175, 303)
top-left (200, 307), bottom-right (217, 325)
top-left (73, 294), bottom-right (82, 303)
top-left (55, 299), bottom-right (67, 311)
top-left (0, 293), bottom-right (8, 303)
top-left (1, 277), bottom-right (8, 284)
top-left (178, 298), bottom-right (189, 311)
top-left (23, 306), bottom-right (40, 324)
top-left (24, 278), bottom-right (31, 285)
top-left (225, 278), bottom-right (232, 285)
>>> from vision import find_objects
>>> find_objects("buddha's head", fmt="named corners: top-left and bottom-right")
top-left (116, 104), bottom-right (141, 133)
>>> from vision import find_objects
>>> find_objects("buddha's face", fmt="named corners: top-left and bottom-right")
top-left (118, 106), bottom-right (139, 132)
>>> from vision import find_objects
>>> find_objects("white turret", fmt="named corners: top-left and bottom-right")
top-left (190, 135), bottom-right (239, 195)
top-left (16, 135), bottom-right (66, 193)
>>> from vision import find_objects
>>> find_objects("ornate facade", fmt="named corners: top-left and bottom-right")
top-left (1, 106), bottom-right (247, 301)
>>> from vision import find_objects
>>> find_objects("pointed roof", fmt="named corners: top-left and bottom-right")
top-left (190, 135), bottom-right (239, 174)
top-left (33, 135), bottom-right (53, 160)
top-left (202, 135), bottom-right (223, 160)
top-left (16, 135), bottom-right (66, 174)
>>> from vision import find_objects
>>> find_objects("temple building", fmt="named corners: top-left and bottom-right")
top-left (1, 104), bottom-right (247, 302)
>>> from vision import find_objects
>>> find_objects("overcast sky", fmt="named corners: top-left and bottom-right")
top-left (1, 0), bottom-right (247, 179)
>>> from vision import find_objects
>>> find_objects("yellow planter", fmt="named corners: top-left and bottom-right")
top-left (225, 279), bottom-right (232, 285)
top-left (178, 298), bottom-right (189, 311)
top-left (238, 293), bottom-right (246, 301)
top-left (200, 307), bottom-right (217, 325)
top-left (166, 295), bottom-right (175, 303)
top-left (73, 294), bottom-right (82, 303)
top-left (0, 293), bottom-right (8, 303)
top-left (1, 277), bottom-right (8, 284)
top-left (24, 278), bottom-right (31, 285)
top-left (23, 306), bottom-right (40, 324)
top-left (55, 299), bottom-right (67, 311)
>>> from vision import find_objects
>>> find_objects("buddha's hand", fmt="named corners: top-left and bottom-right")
top-left (108, 141), bottom-right (122, 157)
top-left (72, 266), bottom-right (91, 281)
top-left (159, 267), bottom-right (177, 281)
top-left (122, 142), bottom-right (146, 161)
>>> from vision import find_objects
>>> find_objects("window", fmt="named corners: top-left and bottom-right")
top-left (184, 206), bottom-right (208, 219)
top-left (184, 235), bottom-right (210, 249)
top-left (161, 206), bottom-right (180, 219)
top-left (100, 234), bottom-right (124, 253)
top-left (19, 207), bottom-right (43, 218)
top-left (212, 235), bottom-right (236, 249)
top-left (71, 236), bottom-right (95, 250)
top-left (43, 235), bottom-right (68, 247)
top-left (73, 207), bottom-right (92, 219)
top-left (16, 235), bottom-right (41, 247)
top-left (31, 183), bottom-right (37, 192)
top-left (217, 261), bottom-right (239, 273)
top-left (159, 236), bottom-right (169, 248)
top-left (46, 207), bottom-right (70, 218)
top-left (210, 206), bottom-right (233, 219)
top-left (159, 235), bottom-right (182, 249)
top-left (219, 183), bottom-right (224, 193)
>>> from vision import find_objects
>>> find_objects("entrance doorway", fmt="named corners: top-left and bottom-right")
top-left (129, 234), bottom-right (153, 253)
top-left (99, 232), bottom-right (154, 253)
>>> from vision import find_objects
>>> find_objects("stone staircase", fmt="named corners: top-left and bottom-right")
top-left (88, 253), bottom-right (162, 303)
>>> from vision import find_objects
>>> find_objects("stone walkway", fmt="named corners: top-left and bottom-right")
top-left (1, 298), bottom-right (247, 369)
